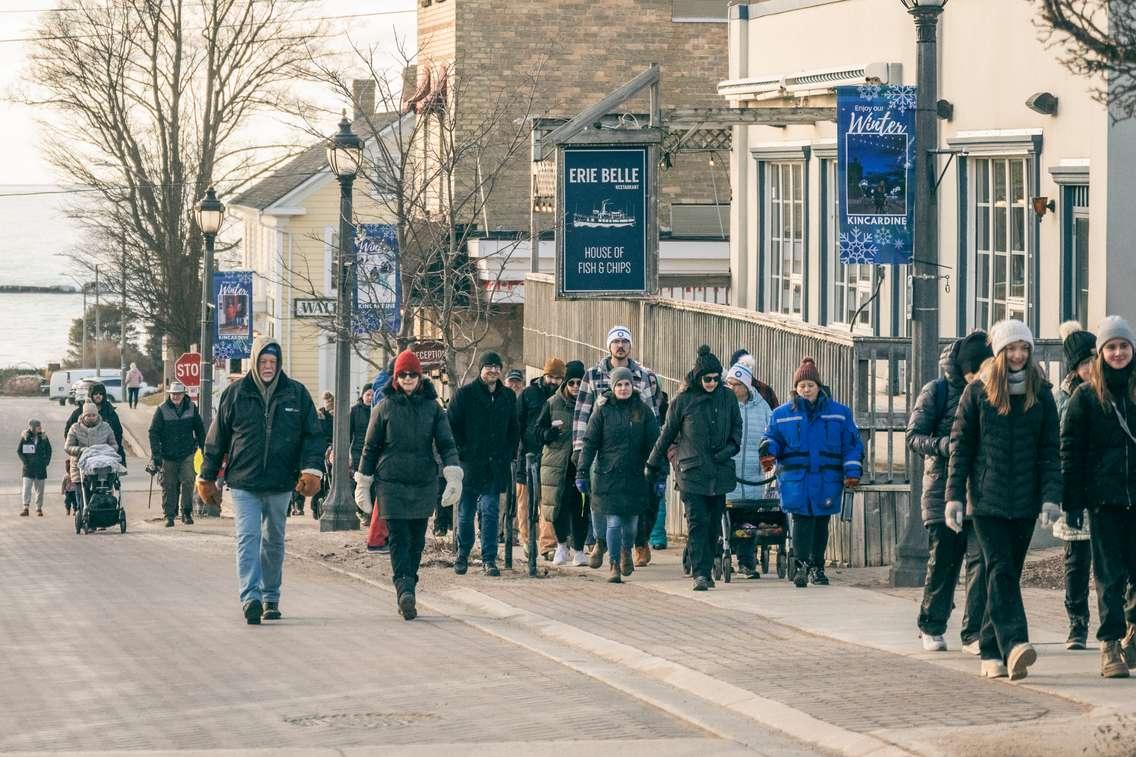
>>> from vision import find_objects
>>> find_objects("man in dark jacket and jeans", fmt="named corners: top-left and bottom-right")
top-left (447, 350), bottom-right (519, 576)
top-left (906, 332), bottom-right (991, 653)
top-left (148, 381), bottom-right (205, 527)
top-left (197, 337), bottom-right (325, 624)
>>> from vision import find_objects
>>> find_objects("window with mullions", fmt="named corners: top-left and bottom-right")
top-left (824, 160), bottom-right (874, 329)
top-left (767, 162), bottom-right (804, 317)
top-left (973, 157), bottom-right (1029, 327)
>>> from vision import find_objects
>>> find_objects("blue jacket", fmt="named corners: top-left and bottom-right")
top-left (728, 391), bottom-right (773, 502)
top-left (371, 369), bottom-right (391, 397)
top-left (762, 392), bottom-right (863, 516)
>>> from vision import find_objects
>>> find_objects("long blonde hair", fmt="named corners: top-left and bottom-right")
top-left (1090, 349), bottom-right (1136, 409)
top-left (977, 350), bottom-right (1046, 416)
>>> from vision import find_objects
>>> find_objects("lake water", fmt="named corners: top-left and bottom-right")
top-left (0, 185), bottom-right (87, 368)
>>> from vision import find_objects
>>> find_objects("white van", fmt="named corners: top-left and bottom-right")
top-left (49, 369), bottom-right (104, 405)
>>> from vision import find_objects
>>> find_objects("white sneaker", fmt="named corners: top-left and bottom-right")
top-left (1007, 643), bottom-right (1037, 681)
top-left (921, 633), bottom-right (947, 652)
top-left (552, 543), bottom-right (569, 566)
top-left (961, 639), bottom-right (981, 656)
top-left (572, 549), bottom-right (588, 566)
top-left (980, 660), bottom-right (1008, 678)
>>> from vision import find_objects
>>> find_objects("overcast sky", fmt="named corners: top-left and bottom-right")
top-left (0, 1), bottom-right (417, 186)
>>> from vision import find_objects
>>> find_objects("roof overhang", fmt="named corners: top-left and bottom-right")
top-left (718, 62), bottom-right (902, 103)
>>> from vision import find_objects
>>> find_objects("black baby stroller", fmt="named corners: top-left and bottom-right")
top-left (75, 446), bottom-right (127, 535)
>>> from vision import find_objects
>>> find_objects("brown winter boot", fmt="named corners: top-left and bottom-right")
top-left (634, 545), bottom-right (651, 567)
top-left (1101, 640), bottom-right (1131, 678)
top-left (621, 548), bottom-right (634, 576)
top-left (1121, 624), bottom-right (1136, 669)
top-left (607, 561), bottom-right (622, 584)
top-left (588, 540), bottom-right (606, 569)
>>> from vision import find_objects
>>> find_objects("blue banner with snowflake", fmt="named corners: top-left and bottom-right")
top-left (837, 84), bottom-right (915, 265)
top-left (213, 270), bottom-right (253, 360)
top-left (354, 223), bottom-right (401, 336)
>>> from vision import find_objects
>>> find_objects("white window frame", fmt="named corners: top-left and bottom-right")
top-left (822, 159), bottom-right (875, 332)
top-left (765, 160), bottom-right (805, 318)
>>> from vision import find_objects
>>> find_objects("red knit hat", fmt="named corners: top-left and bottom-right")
top-left (793, 357), bottom-right (821, 387)
top-left (393, 349), bottom-right (422, 376)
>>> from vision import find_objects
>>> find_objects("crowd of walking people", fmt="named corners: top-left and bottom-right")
top-left (12, 314), bottom-right (1136, 686)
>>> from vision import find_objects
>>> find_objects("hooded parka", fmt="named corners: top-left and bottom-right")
top-left (906, 339), bottom-right (968, 525)
top-left (578, 390), bottom-right (660, 517)
top-left (201, 337), bottom-right (326, 492)
top-left (359, 378), bottom-right (459, 520)
top-left (17, 430), bottom-right (52, 480)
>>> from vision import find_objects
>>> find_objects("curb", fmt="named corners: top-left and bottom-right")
top-left (120, 423), bottom-right (147, 459)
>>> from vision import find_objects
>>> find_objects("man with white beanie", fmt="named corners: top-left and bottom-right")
top-left (571, 325), bottom-right (662, 463)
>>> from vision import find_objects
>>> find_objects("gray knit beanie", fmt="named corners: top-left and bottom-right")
top-left (1097, 315), bottom-right (1136, 350)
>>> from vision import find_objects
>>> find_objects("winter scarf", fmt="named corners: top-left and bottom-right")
top-left (1007, 369), bottom-right (1028, 395)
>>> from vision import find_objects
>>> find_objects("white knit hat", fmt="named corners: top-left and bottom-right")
top-left (607, 325), bottom-right (633, 346)
top-left (989, 319), bottom-right (1034, 355)
top-left (1097, 315), bottom-right (1136, 349)
top-left (726, 363), bottom-right (754, 388)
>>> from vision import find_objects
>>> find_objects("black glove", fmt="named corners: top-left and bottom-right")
top-left (712, 448), bottom-right (733, 464)
top-left (1066, 509), bottom-right (1084, 530)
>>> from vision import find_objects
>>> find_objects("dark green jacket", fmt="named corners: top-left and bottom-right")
top-left (579, 390), bottom-right (659, 517)
top-left (360, 379), bottom-right (459, 520)
top-left (537, 390), bottom-right (577, 516)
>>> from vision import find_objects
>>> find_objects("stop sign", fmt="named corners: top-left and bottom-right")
top-left (174, 352), bottom-right (202, 388)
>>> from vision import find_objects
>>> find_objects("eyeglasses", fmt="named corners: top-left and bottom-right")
top-left (701, 374), bottom-right (721, 384)
top-left (566, 379), bottom-right (581, 387)
top-left (397, 371), bottom-right (419, 379)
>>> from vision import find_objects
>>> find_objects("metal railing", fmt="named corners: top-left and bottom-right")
top-left (525, 273), bottom-right (1067, 559)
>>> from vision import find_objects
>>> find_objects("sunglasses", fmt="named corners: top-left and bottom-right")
top-left (701, 374), bottom-right (721, 384)
top-left (397, 371), bottom-right (419, 379)
top-left (566, 379), bottom-right (581, 387)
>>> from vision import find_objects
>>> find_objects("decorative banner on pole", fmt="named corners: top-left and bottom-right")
top-left (559, 146), bottom-right (649, 296)
top-left (836, 85), bottom-right (916, 265)
top-left (354, 223), bottom-right (401, 336)
top-left (212, 270), bottom-right (253, 359)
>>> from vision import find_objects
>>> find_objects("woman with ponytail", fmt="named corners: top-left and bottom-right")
top-left (1060, 316), bottom-right (1136, 678)
top-left (945, 320), bottom-right (1061, 680)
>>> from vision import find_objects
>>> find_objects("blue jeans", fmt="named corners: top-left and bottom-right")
top-left (605, 514), bottom-right (638, 560)
top-left (457, 489), bottom-right (500, 562)
top-left (231, 489), bottom-right (291, 604)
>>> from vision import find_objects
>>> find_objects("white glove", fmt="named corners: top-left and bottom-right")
top-left (441, 465), bottom-right (463, 508)
top-left (1040, 502), bottom-right (1062, 528)
top-left (353, 471), bottom-right (374, 514)
top-left (944, 501), bottom-right (965, 533)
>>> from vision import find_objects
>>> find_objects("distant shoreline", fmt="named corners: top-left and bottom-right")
top-left (0, 285), bottom-right (80, 294)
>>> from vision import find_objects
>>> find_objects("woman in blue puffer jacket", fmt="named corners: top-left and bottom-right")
top-left (762, 357), bottom-right (863, 588)
top-left (724, 362), bottom-right (774, 578)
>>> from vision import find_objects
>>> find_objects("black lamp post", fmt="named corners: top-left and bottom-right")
top-left (321, 114), bottom-right (364, 532)
top-left (196, 186), bottom-right (224, 515)
top-left (892, 0), bottom-right (946, 587)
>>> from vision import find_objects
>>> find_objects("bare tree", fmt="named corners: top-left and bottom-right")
top-left (25, 0), bottom-right (323, 354)
top-left (1037, 0), bottom-right (1136, 119)
top-left (277, 42), bottom-right (541, 386)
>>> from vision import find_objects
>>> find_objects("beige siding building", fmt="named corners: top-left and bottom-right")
top-left (229, 112), bottom-right (406, 398)
top-left (723, 0), bottom-right (1136, 339)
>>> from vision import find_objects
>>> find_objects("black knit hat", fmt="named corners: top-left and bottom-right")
top-left (564, 360), bottom-right (585, 383)
top-left (1059, 320), bottom-right (1096, 371)
top-left (690, 344), bottom-right (723, 381)
top-left (478, 350), bottom-right (503, 368)
top-left (956, 331), bottom-right (993, 376)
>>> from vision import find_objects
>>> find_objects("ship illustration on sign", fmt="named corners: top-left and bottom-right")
top-left (572, 199), bottom-right (636, 229)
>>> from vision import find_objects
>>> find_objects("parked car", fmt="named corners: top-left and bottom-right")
top-left (49, 368), bottom-right (103, 405)
top-left (72, 376), bottom-right (122, 404)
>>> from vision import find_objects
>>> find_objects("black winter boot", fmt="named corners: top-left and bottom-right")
top-left (181, 511), bottom-right (194, 525)
top-left (165, 515), bottom-right (175, 527)
top-left (242, 600), bottom-right (262, 625)
top-left (262, 602), bottom-right (281, 620)
top-left (793, 560), bottom-right (810, 588)
top-left (810, 564), bottom-right (829, 585)
top-left (398, 592), bottom-right (417, 620)
top-left (454, 553), bottom-right (469, 575)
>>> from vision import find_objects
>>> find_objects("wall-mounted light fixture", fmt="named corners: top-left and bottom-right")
top-left (1026, 92), bottom-right (1059, 116)
top-left (1032, 196), bottom-right (1056, 218)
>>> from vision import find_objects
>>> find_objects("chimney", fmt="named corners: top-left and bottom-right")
top-left (352, 79), bottom-right (376, 121)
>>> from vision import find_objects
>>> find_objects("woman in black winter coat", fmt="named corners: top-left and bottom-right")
top-left (354, 350), bottom-right (463, 620)
top-left (945, 320), bottom-right (1061, 681)
top-left (1060, 315), bottom-right (1136, 678)
top-left (646, 345), bottom-right (742, 592)
top-left (576, 366), bottom-right (660, 583)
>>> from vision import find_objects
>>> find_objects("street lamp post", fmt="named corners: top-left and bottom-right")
top-left (196, 187), bottom-right (225, 516)
top-left (321, 114), bottom-right (364, 532)
top-left (891, 0), bottom-right (947, 587)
